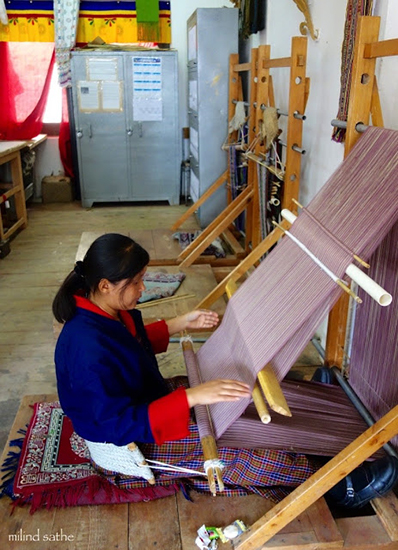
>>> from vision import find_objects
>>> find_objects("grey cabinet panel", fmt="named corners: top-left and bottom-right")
top-left (187, 8), bottom-right (238, 227)
top-left (70, 50), bottom-right (180, 207)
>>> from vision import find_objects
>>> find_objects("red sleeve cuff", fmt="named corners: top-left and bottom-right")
top-left (148, 388), bottom-right (190, 445)
top-left (145, 320), bottom-right (170, 354)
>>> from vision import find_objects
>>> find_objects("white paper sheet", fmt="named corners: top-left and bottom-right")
top-left (78, 81), bottom-right (100, 111)
top-left (132, 57), bottom-right (163, 121)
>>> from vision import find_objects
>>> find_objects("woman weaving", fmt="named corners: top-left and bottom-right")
top-left (53, 233), bottom-right (397, 507)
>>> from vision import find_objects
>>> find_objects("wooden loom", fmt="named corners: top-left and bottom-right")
top-left (186, 16), bottom-right (398, 550)
top-left (147, 36), bottom-right (309, 270)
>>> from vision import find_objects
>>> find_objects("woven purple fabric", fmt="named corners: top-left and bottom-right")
top-left (350, 219), bottom-right (398, 448)
top-left (189, 127), bottom-right (398, 439)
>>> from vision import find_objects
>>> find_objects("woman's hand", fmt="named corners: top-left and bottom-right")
top-left (185, 379), bottom-right (251, 408)
top-left (166, 309), bottom-right (219, 336)
top-left (184, 310), bottom-right (219, 330)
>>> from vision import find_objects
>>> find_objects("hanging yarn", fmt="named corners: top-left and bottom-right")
top-left (229, 101), bottom-right (247, 134)
top-left (260, 106), bottom-right (281, 150)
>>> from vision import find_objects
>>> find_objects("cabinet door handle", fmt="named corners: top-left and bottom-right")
top-left (138, 122), bottom-right (143, 138)
top-left (76, 130), bottom-right (83, 138)
top-left (127, 129), bottom-right (133, 136)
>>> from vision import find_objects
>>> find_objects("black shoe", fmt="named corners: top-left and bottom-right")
top-left (326, 456), bottom-right (398, 509)
top-left (311, 366), bottom-right (335, 385)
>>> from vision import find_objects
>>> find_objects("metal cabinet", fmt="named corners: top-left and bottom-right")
top-left (70, 50), bottom-right (180, 207)
top-left (187, 8), bottom-right (238, 227)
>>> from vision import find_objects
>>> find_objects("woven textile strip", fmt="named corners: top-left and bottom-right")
top-left (187, 127), bottom-right (398, 440)
top-left (332, 0), bottom-right (373, 142)
top-left (349, 219), bottom-right (398, 449)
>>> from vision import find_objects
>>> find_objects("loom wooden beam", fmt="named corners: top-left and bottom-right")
top-left (228, 53), bottom-right (243, 205)
top-left (251, 44), bottom-right (272, 250)
top-left (325, 16), bottom-right (381, 369)
top-left (344, 16), bottom-right (381, 156)
top-left (233, 404), bottom-right (398, 549)
top-left (364, 37), bottom-right (398, 59)
top-left (225, 278), bottom-right (238, 299)
top-left (262, 57), bottom-right (292, 69)
top-left (196, 221), bottom-right (289, 309)
top-left (283, 36), bottom-right (308, 212)
top-left (244, 48), bottom-right (260, 251)
top-left (170, 170), bottom-right (228, 232)
top-left (178, 186), bottom-right (254, 268)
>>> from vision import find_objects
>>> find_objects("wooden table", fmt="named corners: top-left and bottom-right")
top-left (0, 140), bottom-right (28, 255)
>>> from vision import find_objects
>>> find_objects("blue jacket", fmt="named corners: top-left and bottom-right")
top-left (55, 307), bottom-right (170, 446)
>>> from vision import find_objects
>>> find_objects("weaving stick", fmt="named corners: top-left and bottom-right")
top-left (251, 381), bottom-right (271, 423)
top-left (181, 335), bottom-right (224, 495)
top-left (281, 209), bottom-right (392, 306)
top-left (257, 366), bottom-right (292, 417)
top-left (136, 293), bottom-right (195, 309)
top-left (272, 220), bottom-right (362, 304)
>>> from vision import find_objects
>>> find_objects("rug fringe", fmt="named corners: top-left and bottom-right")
top-left (0, 430), bottom-right (26, 499)
top-left (11, 476), bottom-right (180, 515)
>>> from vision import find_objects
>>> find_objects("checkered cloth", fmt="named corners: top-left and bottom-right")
top-left (92, 378), bottom-right (317, 501)
top-left (93, 420), bottom-right (316, 501)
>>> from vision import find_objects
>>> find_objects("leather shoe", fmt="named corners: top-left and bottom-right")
top-left (311, 366), bottom-right (335, 385)
top-left (326, 456), bottom-right (398, 508)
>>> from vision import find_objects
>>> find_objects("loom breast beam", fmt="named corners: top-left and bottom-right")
top-left (181, 336), bottom-right (224, 495)
top-left (281, 209), bottom-right (393, 306)
top-left (225, 279), bottom-right (290, 421)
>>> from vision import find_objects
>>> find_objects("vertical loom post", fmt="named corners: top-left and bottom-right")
top-left (251, 45), bottom-right (272, 249)
top-left (244, 48), bottom-right (260, 251)
top-left (325, 16), bottom-right (381, 368)
top-left (228, 52), bottom-right (242, 206)
top-left (283, 36), bottom-right (308, 212)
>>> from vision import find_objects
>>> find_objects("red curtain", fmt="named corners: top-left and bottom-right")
top-left (0, 42), bottom-right (55, 140)
top-left (59, 88), bottom-right (74, 179)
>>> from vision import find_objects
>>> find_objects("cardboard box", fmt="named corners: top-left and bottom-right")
top-left (42, 176), bottom-right (74, 203)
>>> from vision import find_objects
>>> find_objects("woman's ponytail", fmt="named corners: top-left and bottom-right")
top-left (52, 263), bottom-right (88, 323)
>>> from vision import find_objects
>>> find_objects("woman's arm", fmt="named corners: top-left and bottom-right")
top-left (166, 310), bottom-right (219, 336)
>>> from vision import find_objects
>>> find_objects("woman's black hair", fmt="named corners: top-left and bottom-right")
top-left (52, 233), bottom-right (149, 323)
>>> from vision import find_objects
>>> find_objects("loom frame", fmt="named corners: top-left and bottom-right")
top-left (230, 15), bottom-right (398, 550)
top-left (166, 37), bottom-right (309, 270)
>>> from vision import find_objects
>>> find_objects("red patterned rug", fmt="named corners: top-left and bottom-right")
top-left (1, 401), bottom-right (178, 514)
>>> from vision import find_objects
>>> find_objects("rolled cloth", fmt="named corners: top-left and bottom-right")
top-left (191, 127), bottom-right (398, 440)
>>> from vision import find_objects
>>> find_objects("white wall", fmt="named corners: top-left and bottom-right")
top-left (374, 0), bottom-right (398, 129)
top-left (242, 0), bottom-right (398, 345)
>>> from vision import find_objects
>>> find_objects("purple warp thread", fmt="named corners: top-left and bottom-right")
top-left (184, 127), bottom-right (398, 442)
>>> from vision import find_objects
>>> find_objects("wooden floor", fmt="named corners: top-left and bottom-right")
top-left (0, 201), bottom-right (325, 550)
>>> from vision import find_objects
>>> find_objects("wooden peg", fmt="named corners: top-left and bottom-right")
top-left (252, 381), bottom-right (271, 423)
top-left (257, 365), bottom-right (292, 417)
